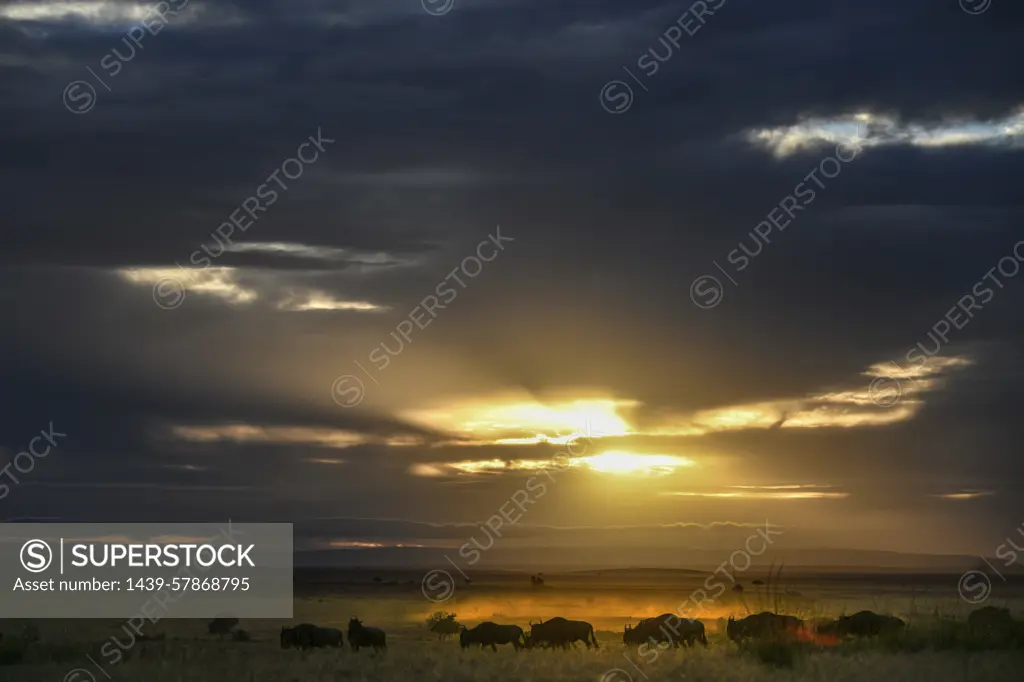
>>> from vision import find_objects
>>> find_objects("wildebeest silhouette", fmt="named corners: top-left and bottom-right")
top-left (727, 612), bottom-right (802, 642)
top-left (624, 614), bottom-right (707, 648)
top-left (528, 617), bottom-right (599, 649)
top-left (280, 623), bottom-right (344, 650)
top-left (459, 622), bottom-right (526, 651)
top-left (347, 617), bottom-right (387, 652)
top-left (207, 617), bottom-right (239, 639)
top-left (816, 611), bottom-right (904, 638)
top-left (968, 606), bottom-right (1016, 638)
top-left (522, 630), bottom-right (584, 650)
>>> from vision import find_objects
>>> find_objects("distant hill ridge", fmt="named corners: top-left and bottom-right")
top-left (293, 546), bottom-right (1024, 572)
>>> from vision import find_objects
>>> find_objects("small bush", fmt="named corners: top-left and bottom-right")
top-left (426, 611), bottom-right (456, 628)
top-left (231, 629), bottom-right (251, 642)
top-left (426, 611), bottom-right (463, 636)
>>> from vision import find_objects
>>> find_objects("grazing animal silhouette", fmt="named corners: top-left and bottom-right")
top-left (624, 614), bottom-right (707, 648)
top-left (727, 612), bottom-right (802, 642)
top-left (347, 617), bottom-right (387, 652)
top-left (459, 622), bottom-right (526, 651)
top-left (522, 630), bottom-right (583, 650)
top-left (207, 617), bottom-right (239, 639)
top-left (528, 617), bottom-right (599, 649)
top-left (816, 611), bottom-right (904, 638)
top-left (280, 623), bottom-right (344, 650)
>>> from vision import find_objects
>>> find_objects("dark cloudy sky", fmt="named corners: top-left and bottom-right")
top-left (1, 0), bottom-right (1023, 566)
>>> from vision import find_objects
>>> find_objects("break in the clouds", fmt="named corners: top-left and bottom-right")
top-left (1, 0), bottom-right (1023, 561)
top-left (0, 2), bottom-right (156, 24)
top-left (932, 490), bottom-right (997, 501)
top-left (223, 242), bottom-right (421, 269)
top-left (746, 109), bottom-right (1024, 158)
top-left (117, 265), bottom-right (391, 310)
top-left (398, 355), bottom-right (971, 447)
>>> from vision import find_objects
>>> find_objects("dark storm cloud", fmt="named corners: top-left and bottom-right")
top-left (1, 0), bottom-right (1022, 556)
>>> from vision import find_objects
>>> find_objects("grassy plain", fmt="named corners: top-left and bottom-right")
top-left (2, 568), bottom-right (1023, 681)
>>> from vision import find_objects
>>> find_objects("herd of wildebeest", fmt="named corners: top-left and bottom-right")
top-left (199, 605), bottom-right (1024, 654)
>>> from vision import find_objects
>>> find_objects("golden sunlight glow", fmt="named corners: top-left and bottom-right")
top-left (119, 267), bottom-right (257, 306)
top-left (409, 451), bottom-right (695, 477)
top-left (731, 484), bottom-right (835, 490)
top-left (409, 459), bottom-right (550, 476)
top-left (931, 489), bottom-right (994, 500)
top-left (697, 405), bottom-right (784, 429)
top-left (401, 356), bottom-right (976, 482)
top-left (409, 463), bottom-right (445, 477)
top-left (405, 356), bottom-right (970, 455)
top-left (449, 459), bottom-right (508, 474)
top-left (172, 425), bottom-right (370, 449)
top-left (402, 396), bottom-right (636, 443)
top-left (649, 355), bottom-right (971, 436)
top-left (276, 290), bottom-right (388, 312)
top-left (386, 435), bottom-right (426, 447)
top-left (662, 490), bottom-right (848, 500)
top-left (783, 403), bottom-right (919, 428)
top-left (174, 426), bottom-right (420, 450)
top-left (648, 402), bottom-right (786, 436)
top-left (448, 458), bottom-right (567, 474)
top-left (572, 451), bottom-right (695, 474)
top-left (864, 356), bottom-right (973, 380)
top-left (118, 267), bottom-right (389, 312)
top-left (326, 541), bottom-right (432, 549)
top-left (329, 541), bottom-right (384, 548)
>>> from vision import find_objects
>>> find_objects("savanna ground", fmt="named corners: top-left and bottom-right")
top-left (2, 568), bottom-right (1023, 681)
